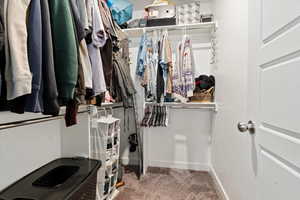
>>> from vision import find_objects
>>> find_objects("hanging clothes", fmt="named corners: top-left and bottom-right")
top-left (71, 0), bottom-right (93, 90)
top-left (144, 37), bottom-right (157, 102)
top-left (161, 32), bottom-right (173, 95)
top-left (40, 0), bottom-right (60, 116)
top-left (173, 35), bottom-right (195, 100)
top-left (0, 0), bottom-right (7, 111)
top-left (48, 0), bottom-right (78, 102)
top-left (0, 0), bottom-right (5, 94)
top-left (136, 31), bottom-right (175, 103)
top-left (98, 0), bottom-right (127, 88)
top-left (111, 51), bottom-right (136, 107)
top-left (0, 0), bottom-right (3, 54)
top-left (98, 0), bottom-right (117, 90)
top-left (181, 35), bottom-right (195, 98)
top-left (136, 33), bottom-right (148, 77)
top-left (4, 0), bottom-right (32, 101)
top-left (86, 0), bottom-right (107, 96)
top-left (136, 32), bottom-right (159, 102)
top-left (156, 40), bottom-right (165, 103)
top-left (69, 0), bottom-right (88, 103)
top-left (159, 31), bottom-right (173, 101)
top-left (79, 40), bottom-right (93, 89)
top-left (76, 0), bottom-right (89, 31)
top-left (25, 0), bottom-right (43, 113)
top-left (136, 31), bottom-right (196, 103)
top-left (0, 0), bottom-right (140, 130)
top-left (69, 0), bottom-right (86, 42)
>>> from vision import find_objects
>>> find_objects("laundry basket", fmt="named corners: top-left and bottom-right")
top-left (0, 157), bottom-right (101, 200)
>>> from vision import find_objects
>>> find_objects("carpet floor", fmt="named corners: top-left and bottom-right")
top-left (115, 167), bottom-right (220, 200)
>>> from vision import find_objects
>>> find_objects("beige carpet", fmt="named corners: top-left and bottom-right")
top-left (115, 167), bottom-right (220, 200)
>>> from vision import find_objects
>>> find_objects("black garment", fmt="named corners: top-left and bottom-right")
top-left (0, 1), bottom-right (14, 112)
top-left (101, 37), bottom-right (113, 89)
top-left (0, 0), bottom-right (4, 50)
top-left (0, 41), bottom-right (8, 111)
top-left (156, 41), bottom-right (164, 103)
top-left (9, 96), bottom-right (27, 114)
top-left (0, 0), bottom-right (5, 94)
top-left (40, 0), bottom-right (60, 115)
top-left (0, 0), bottom-right (6, 110)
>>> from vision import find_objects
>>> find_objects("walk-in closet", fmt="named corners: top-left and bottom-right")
top-left (0, 0), bottom-right (299, 200)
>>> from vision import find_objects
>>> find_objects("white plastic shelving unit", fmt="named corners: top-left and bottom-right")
top-left (89, 106), bottom-right (121, 200)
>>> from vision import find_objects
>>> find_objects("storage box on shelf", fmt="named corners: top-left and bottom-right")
top-left (89, 107), bottom-right (121, 200)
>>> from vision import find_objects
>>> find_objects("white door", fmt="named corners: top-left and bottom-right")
top-left (247, 0), bottom-right (300, 199)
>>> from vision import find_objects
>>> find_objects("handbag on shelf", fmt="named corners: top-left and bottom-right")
top-left (191, 87), bottom-right (215, 103)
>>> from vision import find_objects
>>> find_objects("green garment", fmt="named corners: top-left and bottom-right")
top-left (48, 0), bottom-right (78, 101)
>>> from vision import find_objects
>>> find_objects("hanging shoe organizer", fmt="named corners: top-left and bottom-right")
top-left (89, 106), bottom-right (121, 200)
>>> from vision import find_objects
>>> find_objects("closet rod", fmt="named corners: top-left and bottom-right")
top-left (0, 110), bottom-right (89, 131)
top-left (168, 106), bottom-right (214, 110)
top-left (144, 27), bottom-right (210, 33)
top-left (100, 103), bottom-right (132, 110)
top-left (145, 103), bottom-right (218, 112)
top-left (123, 22), bottom-right (216, 33)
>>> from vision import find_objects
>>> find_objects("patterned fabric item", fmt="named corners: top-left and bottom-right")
top-left (173, 42), bottom-right (183, 97)
top-left (143, 37), bottom-right (157, 102)
top-left (159, 31), bottom-right (173, 95)
top-left (181, 35), bottom-right (195, 97)
top-left (173, 35), bottom-right (195, 99)
top-left (136, 33), bottom-right (148, 77)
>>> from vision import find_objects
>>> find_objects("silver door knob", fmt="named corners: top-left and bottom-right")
top-left (237, 121), bottom-right (255, 134)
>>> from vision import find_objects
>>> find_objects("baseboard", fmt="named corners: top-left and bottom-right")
top-left (149, 160), bottom-right (210, 171)
top-left (209, 166), bottom-right (230, 200)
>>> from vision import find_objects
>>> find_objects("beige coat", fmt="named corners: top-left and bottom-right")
top-left (4, 0), bottom-right (32, 100)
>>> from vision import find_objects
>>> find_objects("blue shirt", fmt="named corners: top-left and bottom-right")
top-left (25, 0), bottom-right (43, 113)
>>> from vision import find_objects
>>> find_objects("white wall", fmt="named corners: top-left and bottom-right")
top-left (146, 109), bottom-right (213, 171)
top-left (61, 113), bottom-right (90, 158)
top-left (210, 0), bottom-right (256, 200)
top-left (0, 113), bottom-right (62, 190)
